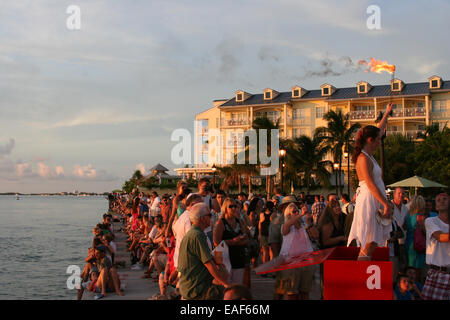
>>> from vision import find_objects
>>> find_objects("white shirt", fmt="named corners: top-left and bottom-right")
top-left (280, 224), bottom-right (313, 259)
top-left (173, 209), bottom-right (192, 268)
top-left (425, 216), bottom-right (450, 267)
top-left (149, 225), bottom-right (158, 240)
top-left (151, 196), bottom-right (161, 211)
top-left (392, 202), bottom-right (409, 244)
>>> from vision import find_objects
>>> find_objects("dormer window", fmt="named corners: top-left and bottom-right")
top-left (357, 81), bottom-right (371, 94)
top-left (428, 76), bottom-right (442, 89)
top-left (391, 79), bottom-right (404, 92)
top-left (320, 84), bottom-right (335, 96)
top-left (263, 88), bottom-right (279, 100)
top-left (291, 86), bottom-right (307, 98)
top-left (235, 90), bottom-right (252, 102)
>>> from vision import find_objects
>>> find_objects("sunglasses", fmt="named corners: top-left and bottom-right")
top-left (292, 210), bottom-right (299, 214)
top-left (203, 213), bottom-right (212, 218)
top-left (228, 205), bottom-right (237, 209)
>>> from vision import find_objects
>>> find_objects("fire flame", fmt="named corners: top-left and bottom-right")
top-left (358, 58), bottom-right (395, 74)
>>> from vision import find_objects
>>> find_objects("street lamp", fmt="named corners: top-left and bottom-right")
top-left (279, 148), bottom-right (286, 193)
top-left (212, 164), bottom-right (217, 189)
top-left (333, 162), bottom-right (339, 196)
top-left (344, 147), bottom-right (350, 197)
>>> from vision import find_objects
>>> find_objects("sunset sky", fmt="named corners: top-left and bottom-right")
top-left (1, 0), bottom-right (449, 193)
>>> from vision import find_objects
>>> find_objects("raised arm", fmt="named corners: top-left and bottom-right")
top-left (377, 103), bottom-right (393, 133)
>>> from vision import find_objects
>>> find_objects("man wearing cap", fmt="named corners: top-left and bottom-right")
top-left (422, 193), bottom-right (449, 300)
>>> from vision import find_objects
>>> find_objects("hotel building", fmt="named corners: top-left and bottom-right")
top-left (175, 76), bottom-right (449, 185)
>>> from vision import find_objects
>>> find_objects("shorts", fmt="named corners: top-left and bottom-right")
top-left (268, 223), bottom-right (282, 245)
top-left (275, 264), bottom-right (317, 295)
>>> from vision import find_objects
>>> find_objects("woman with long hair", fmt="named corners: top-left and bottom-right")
top-left (405, 195), bottom-right (426, 280)
top-left (213, 197), bottom-right (249, 284)
top-left (318, 199), bottom-right (347, 249)
top-left (347, 103), bottom-right (394, 260)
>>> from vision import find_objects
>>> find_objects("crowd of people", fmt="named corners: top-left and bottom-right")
top-left (96, 177), bottom-right (448, 300)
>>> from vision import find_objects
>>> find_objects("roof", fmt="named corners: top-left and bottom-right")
top-left (218, 80), bottom-right (449, 107)
top-left (148, 163), bottom-right (169, 172)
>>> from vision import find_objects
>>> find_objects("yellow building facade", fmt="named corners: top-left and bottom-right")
top-left (175, 76), bottom-right (450, 182)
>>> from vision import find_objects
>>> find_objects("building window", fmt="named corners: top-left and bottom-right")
top-left (293, 108), bottom-right (307, 119)
top-left (432, 100), bottom-right (447, 112)
top-left (431, 79), bottom-right (439, 88)
top-left (392, 82), bottom-right (400, 91)
top-left (216, 118), bottom-right (219, 127)
top-left (358, 85), bottom-right (366, 93)
top-left (323, 87), bottom-right (329, 95)
top-left (293, 89), bottom-right (300, 97)
top-left (265, 91), bottom-right (271, 99)
top-left (316, 106), bottom-right (326, 118)
top-left (236, 93), bottom-right (243, 101)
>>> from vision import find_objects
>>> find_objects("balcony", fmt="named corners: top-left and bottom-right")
top-left (380, 107), bottom-right (425, 118)
top-left (221, 119), bottom-right (250, 127)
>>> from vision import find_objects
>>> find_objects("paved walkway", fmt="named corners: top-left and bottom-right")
top-left (83, 219), bottom-right (322, 300)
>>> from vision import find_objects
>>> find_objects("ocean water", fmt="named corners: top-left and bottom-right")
top-left (0, 195), bottom-right (108, 300)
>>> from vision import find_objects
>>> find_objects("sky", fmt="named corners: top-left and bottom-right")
top-left (0, 0), bottom-right (449, 193)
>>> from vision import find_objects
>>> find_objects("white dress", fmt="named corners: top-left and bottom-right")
top-left (347, 150), bottom-right (392, 248)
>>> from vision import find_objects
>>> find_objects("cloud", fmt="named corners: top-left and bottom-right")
top-left (136, 163), bottom-right (146, 175)
top-left (0, 138), bottom-right (15, 158)
top-left (15, 162), bottom-right (33, 178)
top-left (72, 164), bottom-right (97, 179)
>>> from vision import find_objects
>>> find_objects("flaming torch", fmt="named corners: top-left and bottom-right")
top-left (358, 57), bottom-right (396, 179)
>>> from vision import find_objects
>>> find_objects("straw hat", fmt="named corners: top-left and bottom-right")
top-left (278, 195), bottom-right (301, 213)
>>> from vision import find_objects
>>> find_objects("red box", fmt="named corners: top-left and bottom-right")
top-left (255, 246), bottom-right (392, 300)
top-left (323, 246), bottom-right (392, 300)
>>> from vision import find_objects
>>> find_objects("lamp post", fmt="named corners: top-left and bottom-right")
top-left (212, 164), bottom-right (217, 189)
top-left (344, 146), bottom-right (350, 197)
top-left (279, 148), bottom-right (286, 193)
top-left (333, 162), bottom-right (339, 196)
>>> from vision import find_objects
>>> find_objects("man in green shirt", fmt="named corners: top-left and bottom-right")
top-left (178, 203), bottom-right (229, 299)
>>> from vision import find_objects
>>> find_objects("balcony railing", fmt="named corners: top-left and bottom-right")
top-left (380, 107), bottom-right (425, 118)
top-left (221, 119), bottom-right (250, 127)
top-left (349, 110), bottom-right (376, 120)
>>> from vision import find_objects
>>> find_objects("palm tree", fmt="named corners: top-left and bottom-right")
top-left (252, 116), bottom-right (280, 198)
top-left (286, 130), bottom-right (332, 193)
top-left (317, 109), bottom-right (360, 195)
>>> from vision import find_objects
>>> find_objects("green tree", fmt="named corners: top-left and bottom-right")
top-left (285, 130), bottom-right (332, 193)
top-left (317, 109), bottom-right (361, 195)
top-left (374, 133), bottom-right (415, 185)
top-left (412, 126), bottom-right (450, 187)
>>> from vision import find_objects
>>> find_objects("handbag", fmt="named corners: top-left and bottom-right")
top-left (413, 214), bottom-right (426, 253)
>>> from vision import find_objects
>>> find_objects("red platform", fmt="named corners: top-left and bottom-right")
top-left (255, 246), bottom-right (392, 300)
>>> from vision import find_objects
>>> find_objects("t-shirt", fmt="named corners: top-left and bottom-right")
top-left (173, 209), bottom-right (192, 268)
top-left (394, 285), bottom-right (414, 300)
top-left (392, 202), bottom-right (409, 244)
top-left (425, 216), bottom-right (450, 267)
top-left (177, 226), bottom-right (214, 300)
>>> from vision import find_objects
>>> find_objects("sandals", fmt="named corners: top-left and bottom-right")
top-left (94, 293), bottom-right (105, 300)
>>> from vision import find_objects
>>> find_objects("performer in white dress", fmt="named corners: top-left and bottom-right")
top-left (347, 103), bottom-right (394, 260)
